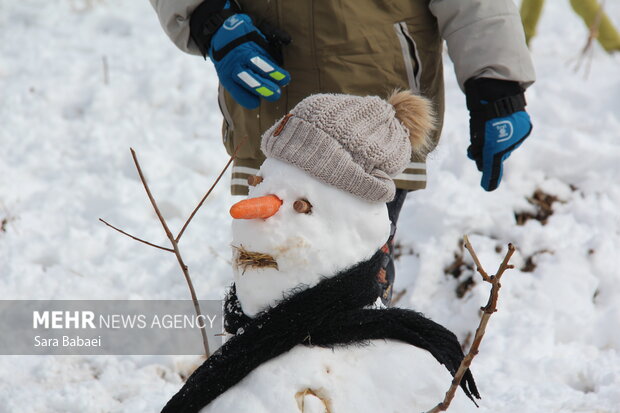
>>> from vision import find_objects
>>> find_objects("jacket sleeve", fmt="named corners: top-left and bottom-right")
top-left (429, 0), bottom-right (536, 91)
top-left (149, 0), bottom-right (204, 55)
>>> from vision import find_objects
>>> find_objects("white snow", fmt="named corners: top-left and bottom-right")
top-left (1, 1), bottom-right (620, 412)
top-left (232, 158), bottom-right (389, 316)
top-left (202, 342), bottom-right (471, 413)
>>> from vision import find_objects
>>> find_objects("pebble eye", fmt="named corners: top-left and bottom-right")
top-left (247, 175), bottom-right (263, 186)
top-left (293, 199), bottom-right (312, 214)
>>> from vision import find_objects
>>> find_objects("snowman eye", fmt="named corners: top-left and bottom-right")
top-left (293, 199), bottom-right (312, 214)
top-left (247, 175), bottom-right (263, 186)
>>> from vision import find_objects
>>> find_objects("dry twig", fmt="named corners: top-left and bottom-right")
top-left (128, 148), bottom-right (211, 356)
top-left (176, 136), bottom-right (246, 242)
top-left (100, 142), bottom-right (244, 357)
top-left (574, 0), bottom-right (606, 78)
top-left (425, 235), bottom-right (516, 413)
top-left (99, 218), bottom-right (173, 252)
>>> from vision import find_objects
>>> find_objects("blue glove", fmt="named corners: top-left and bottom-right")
top-left (465, 78), bottom-right (533, 191)
top-left (207, 14), bottom-right (291, 109)
top-left (189, 1), bottom-right (291, 109)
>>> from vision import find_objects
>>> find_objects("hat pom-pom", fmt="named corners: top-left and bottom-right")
top-left (388, 90), bottom-right (435, 156)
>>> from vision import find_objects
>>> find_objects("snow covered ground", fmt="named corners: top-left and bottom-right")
top-left (1, 0), bottom-right (619, 412)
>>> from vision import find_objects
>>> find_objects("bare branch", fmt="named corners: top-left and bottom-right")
top-left (176, 137), bottom-right (247, 243)
top-left (480, 243), bottom-right (516, 314)
top-left (574, 0), bottom-right (606, 78)
top-left (128, 148), bottom-right (210, 357)
top-left (462, 235), bottom-right (492, 282)
top-left (104, 148), bottom-right (237, 358)
top-left (98, 218), bottom-right (174, 252)
top-left (425, 238), bottom-right (516, 413)
top-left (130, 148), bottom-right (176, 242)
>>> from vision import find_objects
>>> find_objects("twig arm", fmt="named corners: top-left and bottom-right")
top-left (99, 218), bottom-right (174, 252)
top-left (130, 148), bottom-right (176, 241)
top-left (129, 148), bottom-right (211, 357)
top-left (463, 235), bottom-right (492, 282)
top-left (482, 244), bottom-right (515, 314)
top-left (102, 148), bottom-right (220, 358)
top-left (424, 239), bottom-right (516, 413)
top-left (176, 137), bottom-right (246, 243)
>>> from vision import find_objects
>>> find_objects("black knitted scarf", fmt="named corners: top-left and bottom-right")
top-left (162, 251), bottom-right (480, 413)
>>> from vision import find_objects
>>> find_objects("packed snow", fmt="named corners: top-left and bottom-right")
top-left (1, 1), bottom-right (619, 412)
top-left (201, 342), bottom-right (470, 413)
top-left (232, 158), bottom-right (390, 316)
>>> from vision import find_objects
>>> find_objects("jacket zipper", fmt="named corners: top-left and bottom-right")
top-left (394, 22), bottom-right (422, 92)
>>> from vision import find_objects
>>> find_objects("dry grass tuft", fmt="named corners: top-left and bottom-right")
top-left (233, 245), bottom-right (278, 272)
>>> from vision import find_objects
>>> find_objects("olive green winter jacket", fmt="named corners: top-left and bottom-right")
top-left (150, 0), bottom-right (535, 195)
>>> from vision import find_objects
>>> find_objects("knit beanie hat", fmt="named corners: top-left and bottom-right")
top-left (261, 91), bottom-right (435, 203)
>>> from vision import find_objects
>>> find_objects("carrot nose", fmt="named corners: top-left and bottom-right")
top-left (230, 194), bottom-right (283, 219)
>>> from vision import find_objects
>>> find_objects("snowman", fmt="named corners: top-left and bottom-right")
top-left (162, 92), bottom-right (479, 413)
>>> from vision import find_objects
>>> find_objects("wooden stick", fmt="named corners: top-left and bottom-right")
top-left (176, 137), bottom-right (246, 243)
top-left (425, 236), bottom-right (516, 413)
top-left (102, 146), bottom-right (243, 357)
top-left (581, 0), bottom-right (605, 56)
top-left (462, 236), bottom-right (492, 282)
top-left (98, 218), bottom-right (174, 252)
top-left (129, 148), bottom-right (210, 357)
top-left (574, 0), bottom-right (605, 78)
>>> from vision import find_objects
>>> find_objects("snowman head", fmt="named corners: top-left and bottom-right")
top-left (230, 91), bottom-right (435, 316)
